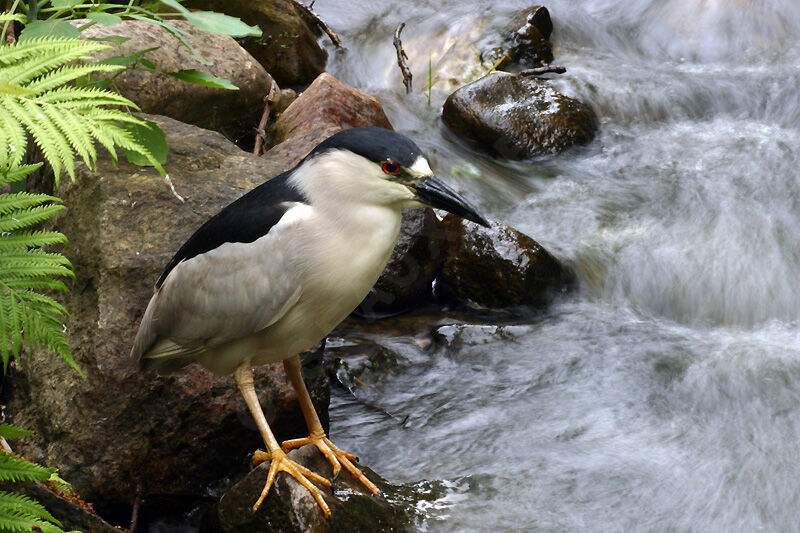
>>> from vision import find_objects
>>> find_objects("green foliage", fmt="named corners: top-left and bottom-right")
top-left (0, 36), bottom-right (163, 183)
top-left (0, 424), bottom-right (77, 533)
top-left (0, 164), bottom-right (78, 374)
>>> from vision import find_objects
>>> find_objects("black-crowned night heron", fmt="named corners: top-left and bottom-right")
top-left (131, 127), bottom-right (488, 517)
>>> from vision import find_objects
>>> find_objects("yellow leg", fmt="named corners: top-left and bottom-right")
top-left (282, 355), bottom-right (380, 495)
top-left (234, 363), bottom-right (332, 517)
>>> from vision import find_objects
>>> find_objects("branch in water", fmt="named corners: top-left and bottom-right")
top-left (292, 0), bottom-right (342, 49)
top-left (518, 65), bottom-right (567, 77)
top-left (393, 22), bottom-right (412, 94)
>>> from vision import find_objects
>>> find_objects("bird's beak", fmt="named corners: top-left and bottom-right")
top-left (412, 176), bottom-right (490, 227)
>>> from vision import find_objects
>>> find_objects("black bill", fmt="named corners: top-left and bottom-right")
top-left (412, 176), bottom-right (490, 227)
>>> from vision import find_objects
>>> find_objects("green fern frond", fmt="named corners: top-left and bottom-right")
top-left (0, 203), bottom-right (66, 233)
top-left (0, 36), bottom-right (161, 182)
top-left (23, 64), bottom-right (120, 94)
top-left (0, 491), bottom-right (59, 524)
top-left (0, 424), bottom-right (33, 440)
top-left (0, 192), bottom-right (61, 215)
top-left (0, 165), bottom-right (75, 372)
top-left (0, 231), bottom-right (67, 251)
top-left (0, 453), bottom-right (54, 483)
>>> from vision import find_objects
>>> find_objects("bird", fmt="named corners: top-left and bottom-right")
top-left (130, 126), bottom-right (489, 518)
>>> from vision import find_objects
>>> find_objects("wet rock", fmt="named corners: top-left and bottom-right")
top-left (481, 6), bottom-right (554, 72)
top-left (184, 0), bottom-right (327, 86)
top-left (354, 209), bottom-right (447, 318)
top-left (75, 20), bottom-right (273, 141)
top-left (437, 215), bottom-right (574, 308)
top-left (6, 115), bottom-right (329, 510)
top-left (203, 445), bottom-right (417, 533)
top-left (442, 71), bottom-right (598, 158)
top-left (507, 6), bottom-right (554, 67)
top-left (264, 72), bottom-right (393, 170)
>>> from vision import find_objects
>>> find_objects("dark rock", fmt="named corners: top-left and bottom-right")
top-left (437, 215), bottom-right (574, 308)
top-left (184, 0), bottom-right (327, 87)
top-left (264, 72), bottom-right (393, 170)
top-left (204, 445), bottom-right (416, 533)
top-left (6, 115), bottom-right (329, 509)
top-left (75, 20), bottom-right (273, 141)
top-left (354, 209), bottom-right (447, 318)
top-left (6, 482), bottom-right (117, 533)
top-left (442, 71), bottom-right (598, 159)
top-left (508, 6), bottom-right (554, 66)
top-left (524, 5), bottom-right (553, 40)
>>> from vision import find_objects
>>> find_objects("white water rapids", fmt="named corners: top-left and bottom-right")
top-left (313, 0), bottom-right (800, 531)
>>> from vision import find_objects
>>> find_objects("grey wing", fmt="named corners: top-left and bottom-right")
top-left (131, 218), bottom-right (304, 372)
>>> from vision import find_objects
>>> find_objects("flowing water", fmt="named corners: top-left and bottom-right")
top-left (312, 1), bottom-right (800, 531)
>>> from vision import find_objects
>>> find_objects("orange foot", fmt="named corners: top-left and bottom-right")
top-left (281, 431), bottom-right (380, 495)
top-left (252, 449), bottom-right (332, 517)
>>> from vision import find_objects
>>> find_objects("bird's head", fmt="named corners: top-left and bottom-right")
top-left (295, 127), bottom-right (489, 226)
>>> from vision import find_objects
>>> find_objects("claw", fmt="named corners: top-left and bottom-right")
top-left (251, 449), bottom-right (332, 518)
top-left (282, 433), bottom-right (379, 495)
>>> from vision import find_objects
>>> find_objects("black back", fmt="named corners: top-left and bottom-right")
top-left (156, 170), bottom-right (306, 288)
top-left (306, 127), bottom-right (422, 167)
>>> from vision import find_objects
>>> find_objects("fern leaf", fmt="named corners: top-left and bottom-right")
top-left (0, 231), bottom-right (67, 251)
top-left (41, 105), bottom-right (97, 169)
top-left (35, 85), bottom-right (136, 108)
top-left (0, 164), bottom-right (41, 186)
top-left (3, 40), bottom-right (110, 86)
top-left (0, 203), bottom-right (66, 233)
top-left (0, 424), bottom-right (33, 440)
top-left (0, 192), bottom-right (61, 215)
top-left (0, 36), bottom-right (159, 183)
top-left (0, 491), bottom-right (59, 524)
top-left (24, 63), bottom-right (122, 94)
top-left (0, 110), bottom-right (27, 167)
top-left (0, 453), bottom-right (54, 483)
top-left (1, 278), bottom-right (69, 292)
top-left (0, 37), bottom-right (102, 66)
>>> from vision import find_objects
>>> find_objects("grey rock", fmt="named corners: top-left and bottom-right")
top-left (437, 214), bottom-right (575, 308)
top-left (442, 71), bottom-right (598, 159)
top-left (76, 20), bottom-right (274, 140)
top-left (6, 115), bottom-right (328, 508)
top-left (184, 0), bottom-right (327, 86)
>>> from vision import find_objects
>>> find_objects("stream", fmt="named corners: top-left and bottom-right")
top-left (313, 0), bottom-right (800, 531)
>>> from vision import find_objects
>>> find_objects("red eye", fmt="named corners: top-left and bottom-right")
top-left (382, 161), bottom-right (400, 174)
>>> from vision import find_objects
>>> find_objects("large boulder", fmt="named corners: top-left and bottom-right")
top-left (76, 20), bottom-right (274, 141)
top-left (184, 0), bottom-right (327, 86)
top-left (203, 445), bottom-right (417, 533)
top-left (436, 215), bottom-right (575, 308)
top-left (6, 115), bottom-right (329, 512)
top-left (264, 72), bottom-right (393, 170)
top-left (442, 71), bottom-right (598, 159)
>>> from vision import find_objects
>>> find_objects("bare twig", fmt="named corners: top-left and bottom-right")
top-left (393, 22), bottom-right (412, 94)
top-left (291, 0), bottom-right (342, 49)
top-left (253, 81), bottom-right (279, 157)
top-left (518, 65), bottom-right (566, 77)
top-left (128, 486), bottom-right (141, 533)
